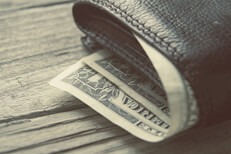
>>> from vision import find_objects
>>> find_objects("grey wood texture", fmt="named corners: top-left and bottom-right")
top-left (0, 0), bottom-right (230, 153)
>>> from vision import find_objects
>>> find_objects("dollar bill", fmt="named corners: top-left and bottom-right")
top-left (49, 60), bottom-right (169, 142)
top-left (82, 50), bottom-right (170, 123)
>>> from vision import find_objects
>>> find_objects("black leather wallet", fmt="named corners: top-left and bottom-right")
top-left (72, 0), bottom-right (231, 133)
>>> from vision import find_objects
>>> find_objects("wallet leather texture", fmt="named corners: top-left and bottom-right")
top-left (72, 0), bottom-right (231, 126)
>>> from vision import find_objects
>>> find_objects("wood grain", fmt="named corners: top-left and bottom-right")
top-left (0, 0), bottom-right (231, 153)
top-left (0, 2), bottom-right (87, 122)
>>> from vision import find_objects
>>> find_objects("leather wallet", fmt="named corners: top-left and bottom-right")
top-left (72, 0), bottom-right (231, 133)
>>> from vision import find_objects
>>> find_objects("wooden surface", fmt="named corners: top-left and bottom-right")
top-left (0, 1), bottom-right (231, 153)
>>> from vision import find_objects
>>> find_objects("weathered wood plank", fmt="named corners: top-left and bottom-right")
top-left (65, 121), bottom-right (231, 154)
top-left (0, 0), bottom-right (74, 13)
top-left (0, 3), bottom-right (91, 121)
top-left (1, 108), bottom-right (231, 154)
top-left (16, 128), bottom-right (127, 154)
top-left (0, 4), bottom-right (82, 64)
top-left (0, 108), bottom-right (127, 153)
top-left (0, 108), bottom-right (97, 136)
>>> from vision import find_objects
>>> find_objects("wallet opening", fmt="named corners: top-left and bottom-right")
top-left (73, 3), bottom-right (164, 90)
